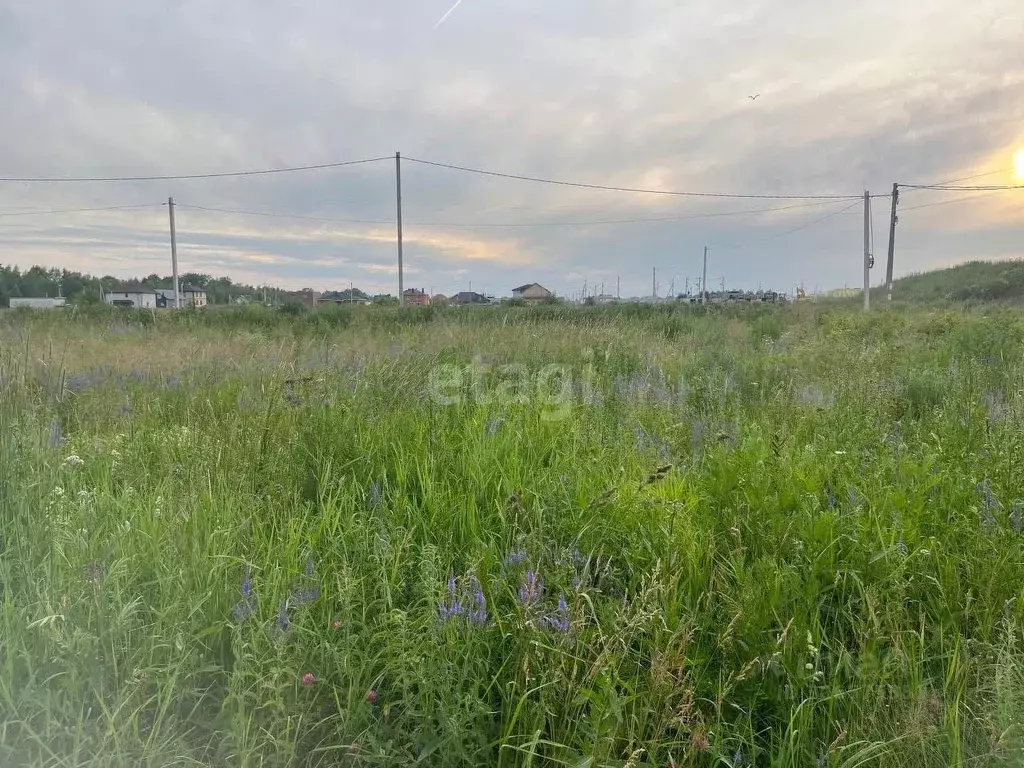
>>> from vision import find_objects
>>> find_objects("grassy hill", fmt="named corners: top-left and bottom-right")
top-left (887, 258), bottom-right (1024, 303)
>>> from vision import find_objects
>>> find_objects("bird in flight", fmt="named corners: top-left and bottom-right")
top-left (749, 94), bottom-right (760, 101)
top-left (434, 0), bottom-right (466, 28)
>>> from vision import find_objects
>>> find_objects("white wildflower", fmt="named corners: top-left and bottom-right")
top-left (64, 454), bottom-right (85, 469)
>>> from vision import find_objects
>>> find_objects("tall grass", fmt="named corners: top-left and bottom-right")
top-left (0, 304), bottom-right (1022, 766)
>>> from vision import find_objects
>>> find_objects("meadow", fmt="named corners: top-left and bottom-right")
top-left (1, 302), bottom-right (1022, 767)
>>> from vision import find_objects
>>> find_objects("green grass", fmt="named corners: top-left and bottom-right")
top-left (1, 303), bottom-right (1022, 767)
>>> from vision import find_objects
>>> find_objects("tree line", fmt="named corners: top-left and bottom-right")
top-left (0, 264), bottom-right (293, 306)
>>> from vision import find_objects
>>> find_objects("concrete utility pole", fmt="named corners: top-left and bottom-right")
top-left (396, 152), bottom-right (405, 305)
top-left (701, 246), bottom-right (708, 304)
top-left (168, 197), bottom-right (180, 309)
top-left (885, 182), bottom-right (898, 304)
top-left (863, 190), bottom-right (872, 311)
top-left (616, 276), bottom-right (620, 299)
top-left (652, 267), bottom-right (656, 299)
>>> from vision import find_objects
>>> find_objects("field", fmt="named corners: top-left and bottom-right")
top-left (1, 303), bottom-right (1022, 767)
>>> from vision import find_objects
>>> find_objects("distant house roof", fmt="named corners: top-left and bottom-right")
top-left (181, 284), bottom-right (206, 293)
top-left (107, 285), bottom-right (158, 294)
top-left (320, 288), bottom-right (370, 302)
top-left (512, 282), bottom-right (552, 294)
top-left (403, 288), bottom-right (427, 295)
top-left (450, 291), bottom-right (489, 304)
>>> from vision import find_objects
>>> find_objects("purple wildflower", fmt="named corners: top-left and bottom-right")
top-left (504, 550), bottom-right (527, 566)
top-left (291, 584), bottom-right (321, 605)
top-left (232, 568), bottom-right (257, 622)
top-left (276, 601), bottom-right (291, 633)
top-left (439, 573), bottom-right (465, 621)
top-left (543, 594), bottom-right (570, 632)
top-left (519, 570), bottom-right (543, 606)
top-left (468, 576), bottom-right (488, 625)
top-left (896, 535), bottom-right (908, 557)
top-left (826, 488), bottom-right (838, 510)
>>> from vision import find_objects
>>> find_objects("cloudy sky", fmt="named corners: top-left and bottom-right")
top-left (2, 0), bottom-right (1023, 297)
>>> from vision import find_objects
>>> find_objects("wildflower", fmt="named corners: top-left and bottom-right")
top-left (439, 573), bottom-right (464, 620)
top-left (232, 568), bottom-right (258, 622)
top-left (733, 747), bottom-right (745, 766)
top-left (519, 570), bottom-right (543, 606)
top-left (826, 488), bottom-right (838, 510)
top-left (291, 584), bottom-right (321, 605)
top-left (542, 595), bottom-right (570, 632)
top-left (817, 756), bottom-right (827, 768)
top-left (276, 602), bottom-right (291, 633)
top-left (332, 619), bottom-right (343, 631)
top-left (367, 689), bottom-right (378, 706)
top-left (64, 454), bottom-right (85, 469)
top-left (301, 672), bottom-right (316, 686)
top-left (468, 576), bottom-right (488, 625)
top-left (504, 549), bottom-right (528, 566)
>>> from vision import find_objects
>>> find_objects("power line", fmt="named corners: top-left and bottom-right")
top-left (899, 189), bottom-right (1008, 212)
top-left (0, 203), bottom-right (162, 218)
top-left (176, 199), bottom-right (854, 229)
top-left (715, 199), bottom-right (862, 250)
top-left (176, 204), bottom-right (393, 225)
top-left (404, 155), bottom-right (865, 201)
top-left (0, 156), bottom-right (392, 183)
top-left (929, 167), bottom-right (1015, 186)
top-left (901, 183), bottom-right (1024, 192)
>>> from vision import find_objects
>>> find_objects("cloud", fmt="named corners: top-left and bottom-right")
top-left (1, 0), bottom-right (1022, 297)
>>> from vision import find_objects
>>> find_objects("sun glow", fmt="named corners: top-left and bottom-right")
top-left (1015, 148), bottom-right (1024, 181)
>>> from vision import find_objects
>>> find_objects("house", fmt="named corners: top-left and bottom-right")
top-left (317, 288), bottom-right (371, 306)
top-left (282, 290), bottom-right (319, 308)
top-left (449, 291), bottom-right (490, 306)
top-left (511, 283), bottom-right (554, 303)
top-left (181, 284), bottom-right (208, 307)
top-left (153, 284), bottom-right (207, 308)
top-left (431, 294), bottom-right (448, 306)
top-left (104, 286), bottom-right (158, 308)
top-left (8, 297), bottom-right (66, 309)
top-left (403, 288), bottom-right (430, 306)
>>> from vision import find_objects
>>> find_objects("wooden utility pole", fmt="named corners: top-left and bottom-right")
top-left (863, 190), bottom-right (871, 311)
top-left (701, 246), bottom-right (708, 304)
top-left (168, 197), bottom-right (180, 309)
top-left (885, 183), bottom-right (898, 304)
top-left (396, 152), bottom-right (405, 305)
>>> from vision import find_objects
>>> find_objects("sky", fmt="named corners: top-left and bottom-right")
top-left (1, 0), bottom-right (1023, 298)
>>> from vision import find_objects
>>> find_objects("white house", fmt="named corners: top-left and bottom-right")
top-left (104, 287), bottom-right (158, 308)
top-left (8, 297), bottom-right (67, 309)
top-left (154, 285), bottom-right (208, 308)
top-left (181, 284), bottom-right (208, 307)
top-left (511, 283), bottom-right (554, 303)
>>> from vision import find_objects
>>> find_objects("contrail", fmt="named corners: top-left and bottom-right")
top-left (433, 0), bottom-right (466, 28)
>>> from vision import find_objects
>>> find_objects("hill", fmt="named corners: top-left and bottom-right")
top-left (888, 258), bottom-right (1024, 303)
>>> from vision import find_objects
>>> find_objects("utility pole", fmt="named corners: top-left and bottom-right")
top-left (616, 276), bottom-right (620, 299)
top-left (885, 182), bottom-right (898, 304)
top-left (863, 190), bottom-right (871, 311)
top-left (652, 267), bottom-right (656, 299)
top-left (168, 197), bottom-right (180, 309)
top-left (701, 246), bottom-right (708, 305)
top-left (685, 277), bottom-right (690, 296)
top-left (396, 152), bottom-right (405, 305)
